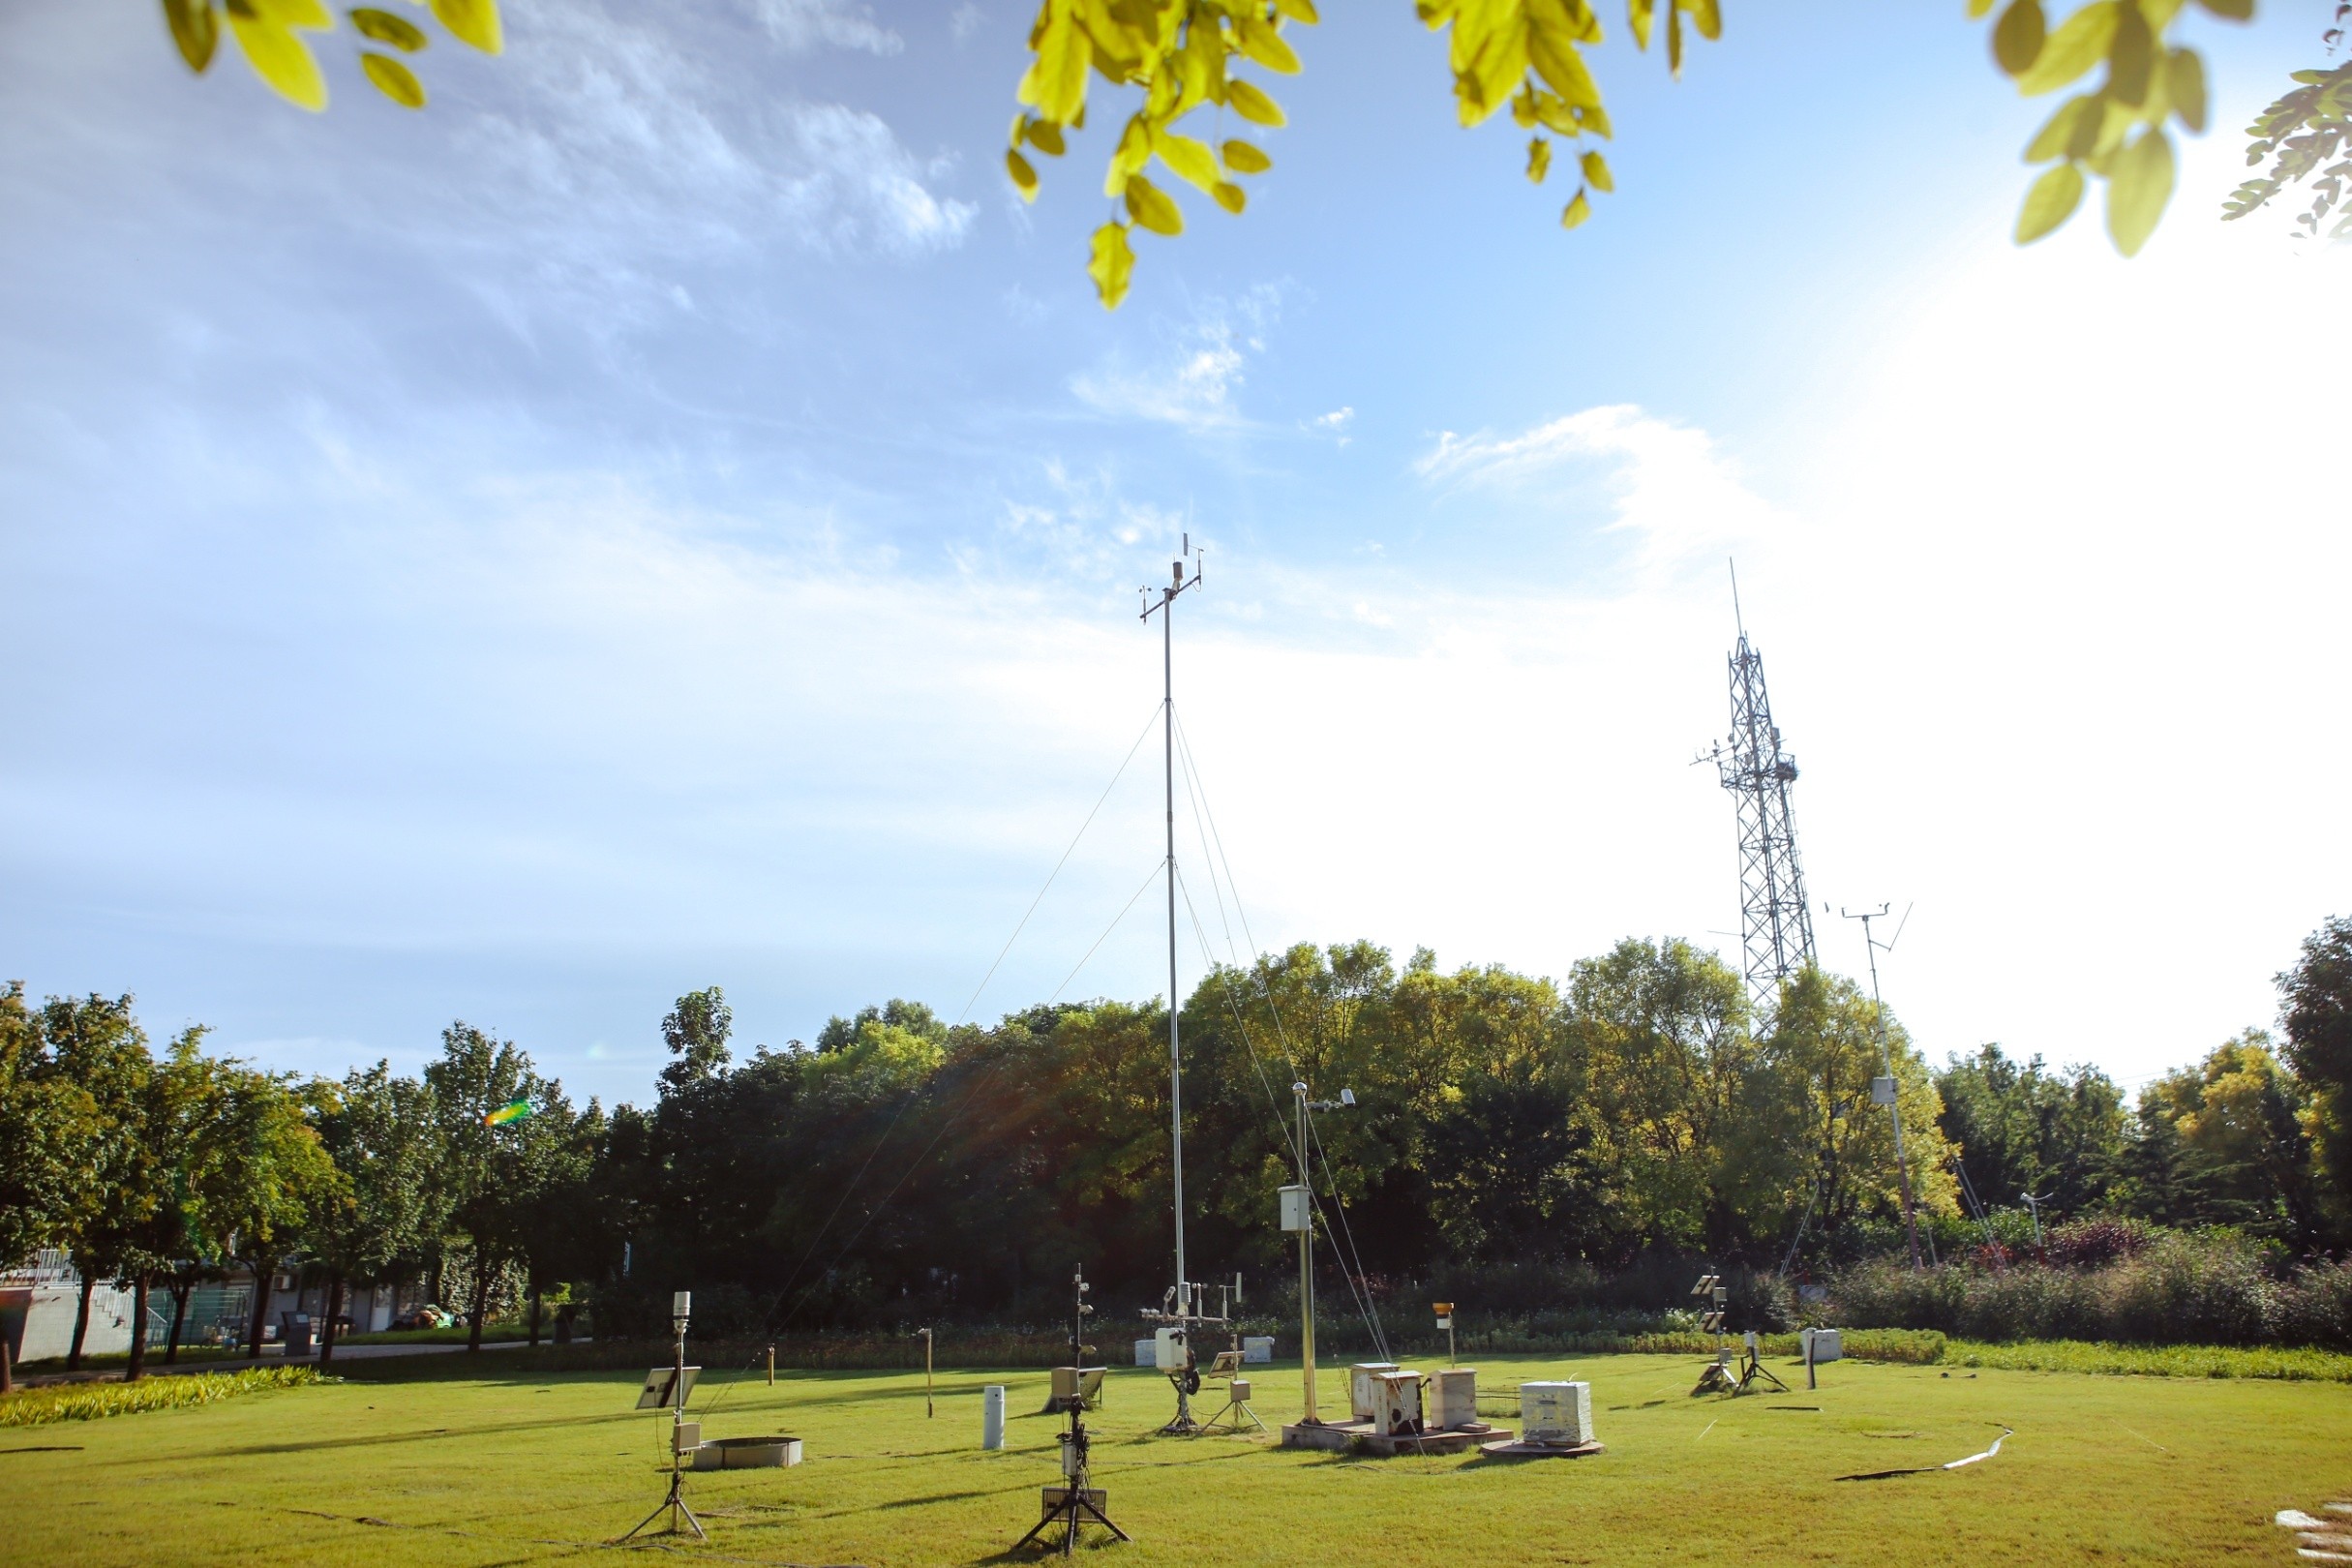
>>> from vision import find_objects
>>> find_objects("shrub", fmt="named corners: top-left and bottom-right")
top-left (2045, 1215), bottom-right (2154, 1268)
top-left (0, 1367), bottom-right (329, 1427)
top-left (1825, 1229), bottom-right (2348, 1348)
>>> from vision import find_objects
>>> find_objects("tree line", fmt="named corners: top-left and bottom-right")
top-left (5, 916), bottom-right (2347, 1386)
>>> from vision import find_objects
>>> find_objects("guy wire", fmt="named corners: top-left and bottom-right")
top-left (1175, 868), bottom-right (1388, 1356)
top-left (697, 706), bottom-right (1161, 1419)
top-left (704, 855), bottom-right (1165, 1420)
top-left (1172, 714), bottom-right (1393, 1360)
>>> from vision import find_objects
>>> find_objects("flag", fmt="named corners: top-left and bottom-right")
top-left (482, 1098), bottom-right (534, 1128)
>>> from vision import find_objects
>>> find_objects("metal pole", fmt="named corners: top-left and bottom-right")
top-left (1852, 908), bottom-right (1922, 1270)
top-left (924, 1328), bottom-right (934, 1417)
top-left (1295, 1086), bottom-right (1317, 1423)
top-left (766, 1342), bottom-right (773, 1385)
top-left (1164, 585), bottom-right (1184, 1305)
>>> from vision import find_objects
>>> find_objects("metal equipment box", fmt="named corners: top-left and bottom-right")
top-left (1242, 1336), bottom-right (1274, 1363)
top-left (1349, 1362), bottom-right (1401, 1421)
top-left (1370, 1371), bottom-right (1425, 1436)
top-left (1133, 1339), bottom-right (1155, 1366)
top-left (1153, 1326), bottom-right (1189, 1371)
top-left (1279, 1185), bottom-right (1312, 1232)
top-left (1428, 1368), bottom-right (1477, 1429)
top-left (1520, 1380), bottom-right (1593, 1445)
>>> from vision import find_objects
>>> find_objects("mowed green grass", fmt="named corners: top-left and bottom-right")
top-left (3, 1351), bottom-right (2347, 1566)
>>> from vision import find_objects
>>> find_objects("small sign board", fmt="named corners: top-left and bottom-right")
top-left (636, 1366), bottom-right (701, 1410)
top-left (1870, 1075), bottom-right (1898, 1106)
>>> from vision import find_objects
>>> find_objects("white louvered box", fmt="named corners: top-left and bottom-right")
top-left (1519, 1380), bottom-right (1593, 1445)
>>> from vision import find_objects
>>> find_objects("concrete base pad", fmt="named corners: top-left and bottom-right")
top-left (1479, 1438), bottom-right (1606, 1459)
top-left (1281, 1420), bottom-right (1511, 1457)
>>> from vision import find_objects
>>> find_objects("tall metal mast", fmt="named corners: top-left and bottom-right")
top-left (1140, 536), bottom-right (1202, 1426)
top-left (1705, 567), bottom-right (1816, 1015)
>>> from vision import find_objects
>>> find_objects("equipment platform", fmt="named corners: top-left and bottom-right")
top-left (1479, 1437), bottom-right (1606, 1459)
top-left (1280, 1420), bottom-right (1511, 1457)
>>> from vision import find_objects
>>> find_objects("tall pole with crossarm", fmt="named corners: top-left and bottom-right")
top-left (1141, 535), bottom-right (1202, 1428)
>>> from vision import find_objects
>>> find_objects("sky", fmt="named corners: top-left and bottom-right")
top-left (2, 1), bottom-right (2345, 1112)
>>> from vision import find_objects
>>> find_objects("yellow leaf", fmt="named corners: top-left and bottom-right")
top-left (361, 50), bottom-right (425, 106)
top-left (1123, 171), bottom-right (1184, 235)
top-left (1153, 127), bottom-right (1221, 194)
top-left (163, 0), bottom-right (220, 72)
top-left (1274, 0), bottom-right (1319, 20)
top-left (1968, 0), bottom-right (1997, 15)
top-left (1007, 146), bottom-right (1040, 200)
top-left (1221, 138), bottom-right (1271, 175)
top-left (1088, 221), bottom-right (1134, 309)
top-left (1027, 118), bottom-right (1067, 156)
top-left (1580, 147), bottom-right (1613, 191)
top-left (351, 7), bottom-right (429, 51)
top-left (1227, 79), bottom-right (1285, 127)
top-left (2013, 159), bottom-right (2084, 241)
top-left (248, 0), bottom-right (331, 27)
top-left (1681, 0), bottom-right (1721, 42)
top-left (2168, 48), bottom-right (2206, 132)
top-left (2104, 126), bottom-right (2173, 256)
top-left (2016, 1), bottom-right (2116, 96)
top-left (429, 0), bottom-right (501, 53)
top-left (1235, 15), bottom-right (1302, 74)
top-left (1993, 0), bottom-right (2044, 76)
top-left (1561, 187), bottom-right (1592, 227)
top-left (1019, 2), bottom-right (1090, 122)
top-left (1212, 180), bottom-right (1245, 214)
top-left (1526, 6), bottom-right (1603, 107)
top-left (1103, 112), bottom-right (1150, 196)
top-left (1667, 4), bottom-right (1682, 75)
top-left (1630, 0), bottom-right (1654, 50)
top-left (1526, 136), bottom-right (1552, 183)
top-left (226, 7), bottom-right (326, 109)
top-left (2023, 92), bottom-right (2096, 162)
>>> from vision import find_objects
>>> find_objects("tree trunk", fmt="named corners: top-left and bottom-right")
top-left (318, 1274), bottom-right (345, 1369)
top-left (528, 1285), bottom-right (542, 1348)
top-left (166, 1279), bottom-right (191, 1366)
top-left (467, 1266), bottom-right (490, 1353)
top-left (429, 1250), bottom-right (445, 1314)
top-left (66, 1271), bottom-right (95, 1372)
top-left (2, 1323), bottom-right (15, 1394)
top-left (126, 1273), bottom-right (151, 1382)
top-left (245, 1259), bottom-right (271, 1362)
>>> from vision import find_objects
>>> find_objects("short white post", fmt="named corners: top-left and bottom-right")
top-left (981, 1384), bottom-right (1007, 1450)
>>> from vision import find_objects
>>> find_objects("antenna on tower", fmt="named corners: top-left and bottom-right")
top-left (1703, 569), bottom-right (1816, 1017)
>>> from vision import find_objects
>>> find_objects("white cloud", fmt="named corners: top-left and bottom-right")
top-left (449, 0), bottom-right (971, 311)
top-left (950, 3), bottom-right (986, 42)
top-left (1071, 286), bottom-right (1285, 430)
top-left (757, 0), bottom-right (902, 54)
top-left (782, 104), bottom-right (978, 256)
top-left (1309, 406), bottom-right (1354, 444)
top-left (1416, 404), bottom-right (1778, 569)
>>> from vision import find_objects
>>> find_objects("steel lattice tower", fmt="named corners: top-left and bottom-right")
top-left (1710, 610), bottom-right (1817, 1015)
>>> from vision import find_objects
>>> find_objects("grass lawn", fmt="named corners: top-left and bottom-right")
top-left (2, 1349), bottom-right (2346, 1565)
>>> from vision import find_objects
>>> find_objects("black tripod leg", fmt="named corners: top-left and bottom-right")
top-left (1075, 1497), bottom-right (1132, 1542)
top-left (1012, 1507), bottom-right (1060, 1553)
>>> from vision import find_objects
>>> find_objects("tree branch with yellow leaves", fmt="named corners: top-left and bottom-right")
top-left (161, 0), bottom-right (502, 113)
top-left (1013, 0), bottom-right (2264, 307)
